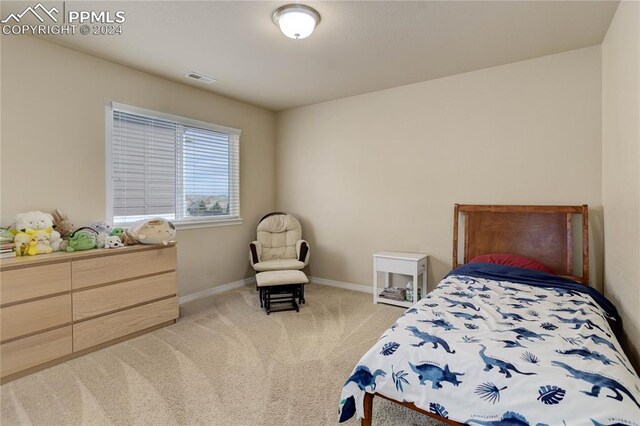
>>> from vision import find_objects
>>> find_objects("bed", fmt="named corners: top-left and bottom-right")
top-left (339, 205), bottom-right (640, 426)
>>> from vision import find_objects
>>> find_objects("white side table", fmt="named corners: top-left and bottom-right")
top-left (373, 251), bottom-right (428, 308)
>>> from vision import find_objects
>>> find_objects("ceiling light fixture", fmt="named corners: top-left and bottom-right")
top-left (272, 4), bottom-right (320, 40)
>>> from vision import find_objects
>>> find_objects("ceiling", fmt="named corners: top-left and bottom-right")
top-left (2, 1), bottom-right (619, 111)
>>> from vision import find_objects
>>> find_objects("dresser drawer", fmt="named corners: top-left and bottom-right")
top-left (0, 263), bottom-right (71, 305)
top-left (0, 295), bottom-right (72, 342)
top-left (73, 297), bottom-right (178, 351)
top-left (1, 326), bottom-right (72, 378)
top-left (72, 246), bottom-right (176, 289)
top-left (73, 272), bottom-right (177, 321)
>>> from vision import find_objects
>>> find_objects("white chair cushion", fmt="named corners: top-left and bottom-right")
top-left (253, 259), bottom-right (305, 272)
top-left (257, 214), bottom-right (302, 261)
top-left (256, 270), bottom-right (309, 287)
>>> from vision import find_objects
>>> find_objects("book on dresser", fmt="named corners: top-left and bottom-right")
top-left (0, 244), bottom-right (179, 382)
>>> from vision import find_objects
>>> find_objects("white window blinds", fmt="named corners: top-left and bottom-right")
top-left (109, 103), bottom-right (240, 226)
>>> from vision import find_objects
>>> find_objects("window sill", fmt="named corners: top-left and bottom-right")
top-left (173, 218), bottom-right (243, 230)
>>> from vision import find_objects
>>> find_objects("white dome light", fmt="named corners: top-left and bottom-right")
top-left (273, 4), bottom-right (320, 40)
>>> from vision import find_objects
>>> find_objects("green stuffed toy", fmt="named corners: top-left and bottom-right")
top-left (66, 227), bottom-right (98, 252)
top-left (111, 227), bottom-right (125, 238)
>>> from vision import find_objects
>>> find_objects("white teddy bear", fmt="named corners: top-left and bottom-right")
top-left (104, 235), bottom-right (124, 249)
top-left (13, 211), bottom-right (66, 252)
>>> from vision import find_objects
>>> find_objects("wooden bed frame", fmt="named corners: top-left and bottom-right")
top-left (361, 204), bottom-right (590, 426)
top-left (453, 204), bottom-right (589, 284)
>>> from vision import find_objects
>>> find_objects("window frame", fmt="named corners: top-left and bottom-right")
top-left (105, 101), bottom-right (243, 230)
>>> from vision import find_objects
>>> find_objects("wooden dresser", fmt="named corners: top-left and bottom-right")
top-left (0, 244), bottom-right (178, 382)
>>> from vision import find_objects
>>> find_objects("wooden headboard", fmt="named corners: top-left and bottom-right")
top-left (452, 204), bottom-right (589, 284)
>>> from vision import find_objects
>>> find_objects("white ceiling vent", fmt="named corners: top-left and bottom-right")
top-left (184, 71), bottom-right (216, 84)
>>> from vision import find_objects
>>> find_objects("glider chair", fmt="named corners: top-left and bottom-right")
top-left (250, 212), bottom-right (310, 314)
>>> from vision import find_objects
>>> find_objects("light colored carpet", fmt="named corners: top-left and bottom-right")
top-left (1, 284), bottom-right (443, 425)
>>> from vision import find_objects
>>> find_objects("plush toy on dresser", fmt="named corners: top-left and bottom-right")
top-left (26, 228), bottom-right (53, 255)
top-left (12, 230), bottom-right (30, 256)
top-left (120, 230), bottom-right (137, 246)
top-left (104, 235), bottom-right (124, 248)
top-left (89, 221), bottom-right (114, 248)
top-left (51, 209), bottom-right (76, 239)
top-left (0, 228), bottom-right (14, 244)
top-left (128, 219), bottom-right (176, 245)
top-left (12, 211), bottom-right (65, 254)
top-left (90, 221), bottom-right (112, 235)
top-left (65, 227), bottom-right (98, 252)
top-left (111, 227), bottom-right (125, 238)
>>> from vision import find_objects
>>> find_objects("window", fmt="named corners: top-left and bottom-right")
top-left (107, 102), bottom-right (241, 228)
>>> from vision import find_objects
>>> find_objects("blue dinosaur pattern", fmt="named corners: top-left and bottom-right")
top-left (409, 362), bottom-right (464, 389)
top-left (556, 347), bottom-right (617, 365)
top-left (478, 344), bottom-right (536, 378)
top-left (510, 296), bottom-right (540, 305)
top-left (406, 326), bottom-right (455, 353)
top-left (580, 333), bottom-right (619, 352)
top-left (497, 327), bottom-right (551, 342)
top-left (418, 318), bottom-right (458, 330)
top-left (344, 365), bottom-right (386, 391)
top-left (441, 296), bottom-right (481, 311)
top-left (551, 361), bottom-right (640, 409)
top-left (339, 272), bottom-right (640, 425)
top-left (549, 314), bottom-right (610, 335)
top-left (493, 339), bottom-right (527, 349)
top-left (495, 306), bottom-right (535, 322)
top-left (452, 311), bottom-right (486, 320)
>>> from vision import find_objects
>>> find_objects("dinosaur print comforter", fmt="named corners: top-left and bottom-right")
top-left (338, 263), bottom-right (640, 425)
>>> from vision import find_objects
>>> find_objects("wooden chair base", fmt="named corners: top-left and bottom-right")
top-left (259, 283), bottom-right (305, 315)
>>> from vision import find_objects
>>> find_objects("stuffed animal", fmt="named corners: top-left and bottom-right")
top-left (104, 235), bottom-right (124, 248)
top-left (96, 232), bottom-right (109, 248)
top-left (128, 219), bottom-right (176, 245)
top-left (26, 228), bottom-right (53, 256)
top-left (111, 228), bottom-right (125, 238)
top-left (11, 211), bottom-right (51, 255)
top-left (49, 229), bottom-right (66, 252)
top-left (90, 221), bottom-right (112, 235)
top-left (51, 209), bottom-right (75, 239)
top-left (12, 211), bottom-right (66, 252)
top-left (14, 211), bottom-right (54, 232)
top-left (0, 228), bottom-right (14, 244)
top-left (12, 230), bottom-right (31, 256)
top-left (66, 228), bottom-right (98, 252)
top-left (120, 230), bottom-right (137, 246)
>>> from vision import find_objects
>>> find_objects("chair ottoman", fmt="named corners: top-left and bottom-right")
top-left (256, 270), bottom-right (308, 314)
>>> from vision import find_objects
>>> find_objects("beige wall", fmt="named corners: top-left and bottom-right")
top-left (276, 46), bottom-right (603, 292)
top-left (0, 36), bottom-right (276, 297)
top-left (602, 1), bottom-right (640, 371)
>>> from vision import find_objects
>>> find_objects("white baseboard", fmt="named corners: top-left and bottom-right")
top-left (179, 277), bottom-right (255, 304)
top-left (179, 275), bottom-right (371, 304)
top-left (310, 276), bottom-right (373, 294)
